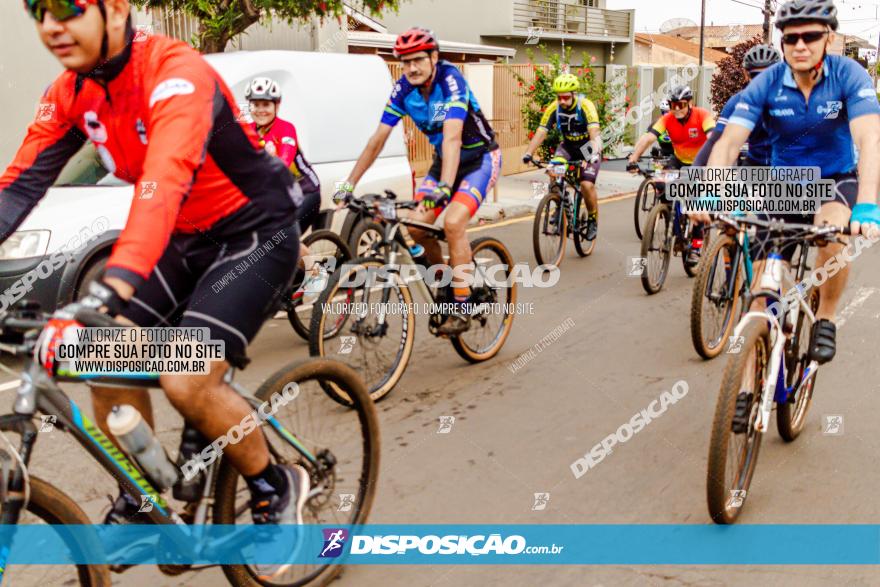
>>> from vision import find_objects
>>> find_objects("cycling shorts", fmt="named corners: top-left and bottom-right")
top-left (416, 149), bottom-right (502, 218)
top-left (295, 189), bottom-right (322, 235)
top-left (750, 171), bottom-right (858, 263)
top-left (119, 204), bottom-right (299, 369)
top-left (554, 142), bottom-right (601, 184)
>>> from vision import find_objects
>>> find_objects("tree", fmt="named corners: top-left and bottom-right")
top-left (709, 36), bottom-right (762, 115)
top-left (132, 0), bottom-right (400, 53)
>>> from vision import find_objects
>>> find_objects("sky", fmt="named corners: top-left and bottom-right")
top-left (606, 0), bottom-right (880, 43)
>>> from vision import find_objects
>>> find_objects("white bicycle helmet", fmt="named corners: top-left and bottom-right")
top-left (245, 77), bottom-right (282, 102)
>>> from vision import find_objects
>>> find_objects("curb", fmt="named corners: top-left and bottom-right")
top-left (468, 190), bottom-right (637, 227)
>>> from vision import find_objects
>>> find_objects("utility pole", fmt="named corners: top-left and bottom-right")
top-left (763, 0), bottom-right (772, 44)
top-left (699, 0), bottom-right (706, 66)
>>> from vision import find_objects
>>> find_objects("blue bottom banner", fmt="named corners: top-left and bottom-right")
top-left (1, 524), bottom-right (880, 565)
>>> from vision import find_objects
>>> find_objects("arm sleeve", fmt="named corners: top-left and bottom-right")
top-left (649, 115), bottom-right (667, 137)
top-left (692, 131), bottom-right (721, 167)
top-left (380, 78), bottom-right (408, 128)
top-left (841, 59), bottom-right (880, 120)
top-left (728, 71), bottom-right (772, 131)
top-left (581, 98), bottom-right (600, 127)
top-left (538, 102), bottom-right (558, 130)
top-left (0, 77), bottom-right (84, 244)
top-left (103, 53), bottom-right (219, 290)
top-left (437, 67), bottom-right (470, 122)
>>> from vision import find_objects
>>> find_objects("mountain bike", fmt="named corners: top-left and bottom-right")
top-left (530, 156), bottom-right (596, 267)
top-left (706, 216), bottom-right (849, 524)
top-left (638, 166), bottom-right (702, 294)
top-left (632, 156), bottom-right (674, 240)
top-left (690, 215), bottom-right (754, 359)
top-left (281, 230), bottom-right (352, 341)
top-left (0, 306), bottom-right (379, 586)
top-left (308, 191), bottom-right (517, 406)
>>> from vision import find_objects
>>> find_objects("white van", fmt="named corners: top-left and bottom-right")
top-left (0, 50), bottom-right (413, 313)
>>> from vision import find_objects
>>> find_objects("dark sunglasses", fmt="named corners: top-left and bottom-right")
top-left (24, 0), bottom-right (88, 23)
top-left (671, 100), bottom-right (689, 109)
top-left (781, 31), bottom-right (828, 46)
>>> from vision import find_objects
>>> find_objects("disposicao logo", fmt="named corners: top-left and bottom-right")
top-left (319, 528), bottom-right (349, 558)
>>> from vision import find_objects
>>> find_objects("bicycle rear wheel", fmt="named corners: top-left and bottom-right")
top-left (287, 230), bottom-right (353, 341)
top-left (451, 237), bottom-right (517, 363)
top-left (309, 257), bottom-right (415, 406)
top-left (777, 289), bottom-right (821, 441)
top-left (706, 319), bottom-right (768, 524)
top-left (215, 358), bottom-right (379, 587)
top-left (572, 191), bottom-right (596, 257)
top-left (690, 234), bottom-right (744, 359)
top-left (633, 177), bottom-right (657, 240)
top-left (0, 475), bottom-right (111, 586)
top-left (532, 188), bottom-right (567, 267)
top-left (639, 203), bottom-right (672, 295)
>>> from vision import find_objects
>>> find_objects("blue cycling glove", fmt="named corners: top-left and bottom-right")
top-left (851, 202), bottom-right (880, 230)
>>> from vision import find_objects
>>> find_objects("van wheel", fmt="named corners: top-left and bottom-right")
top-left (73, 255), bottom-right (108, 300)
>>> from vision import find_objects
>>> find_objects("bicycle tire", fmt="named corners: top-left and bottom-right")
top-left (706, 319), bottom-right (769, 524)
top-left (451, 236), bottom-right (517, 363)
top-left (287, 230), bottom-right (353, 341)
top-left (572, 191), bottom-right (596, 257)
top-left (0, 476), bottom-right (111, 586)
top-left (215, 358), bottom-right (380, 587)
top-left (309, 257), bottom-right (415, 406)
top-left (639, 203), bottom-right (672, 295)
top-left (777, 289), bottom-right (821, 441)
top-left (348, 219), bottom-right (386, 259)
top-left (532, 188), bottom-right (567, 268)
top-left (690, 234), bottom-right (743, 360)
top-left (632, 177), bottom-right (656, 240)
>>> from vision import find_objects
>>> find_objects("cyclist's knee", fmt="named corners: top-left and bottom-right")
top-left (160, 367), bottom-right (226, 409)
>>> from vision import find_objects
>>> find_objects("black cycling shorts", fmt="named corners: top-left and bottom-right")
top-left (555, 142), bottom-right (601, 184)
top-left (119, 203), bottom-right (300, 369)
top-left (750, 171), bottom-right (858, 263)
top-left (295, 189), bottom-right (321, 235)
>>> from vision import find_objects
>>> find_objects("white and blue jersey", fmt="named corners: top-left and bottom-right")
top-left (380, 61), bottom-right (497, 159)
top-left (716, 91), bottom-right (771, 165)
top-left (728, 55), bottom-right (880, 178)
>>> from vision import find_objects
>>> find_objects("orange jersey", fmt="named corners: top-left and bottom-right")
top-left (650, 108), bottom-right (715, 164)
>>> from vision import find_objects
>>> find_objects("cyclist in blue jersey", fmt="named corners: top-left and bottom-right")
top-left (705, 0), bottom-right (880, 364)
top-left (693, 45), bottom-right (781, 167)
top-left (335, 27), bottom-right (501, 335)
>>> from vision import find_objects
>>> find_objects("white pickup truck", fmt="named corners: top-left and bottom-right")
top-left (0, 50), bottom-right (412, 313)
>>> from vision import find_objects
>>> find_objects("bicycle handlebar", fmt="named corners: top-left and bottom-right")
top-left (715, 214), bottom-right (852, 240)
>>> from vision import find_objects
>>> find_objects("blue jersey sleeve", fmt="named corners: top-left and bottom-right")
top-left (380, 77), bottom-right (409, 128)
top-left (728, 66), bottom-right (776, 131)
top-left (839, 58), bottom-right (880, 120)
top-left (715, 92), bottom-right (741, 135)
top-left (437, 65), bottom-right (470, 122)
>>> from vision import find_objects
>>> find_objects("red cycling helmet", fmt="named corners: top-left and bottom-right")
top-left (393, 27), bottom-right (439, 58)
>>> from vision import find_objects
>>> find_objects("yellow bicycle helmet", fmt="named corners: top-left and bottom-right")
top-left (551, 73), bottom-right (580, 94)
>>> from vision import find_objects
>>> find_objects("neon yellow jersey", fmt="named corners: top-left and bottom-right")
top-left (538, 96), bottom-right (600, 143)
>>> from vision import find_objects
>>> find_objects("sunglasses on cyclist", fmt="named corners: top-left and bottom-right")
top-left (670, 100), bottom-right (689, 109)
top-left (23, 0), bottom-right (92, 23)
top-left (781, 31), bottom-right (828, 46)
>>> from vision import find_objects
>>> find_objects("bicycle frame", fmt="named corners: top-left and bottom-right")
top-left (704, 226), bottom-right (755, 311)
top-left (545, 165), bottom-right (584, 236)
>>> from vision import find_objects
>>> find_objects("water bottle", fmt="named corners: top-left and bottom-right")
top-left (759, 253), bottom-right (784, 291)
top-left (107, 405), bottom-right (179, 491)
top-left (172, 424), bottom-right (208, 502)
top-left (409, 244), bottom-right (427, 265)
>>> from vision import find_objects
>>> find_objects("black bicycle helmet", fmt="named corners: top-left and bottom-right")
top-left (667, 85), bottom-right (693, 102)
top-left (775, 0), bottom-right (838, 31)
top-left (743, 45), bottom-right (781, 71)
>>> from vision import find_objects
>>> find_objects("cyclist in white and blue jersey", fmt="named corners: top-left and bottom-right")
top-left (705, 0), bottom-right (880, 365)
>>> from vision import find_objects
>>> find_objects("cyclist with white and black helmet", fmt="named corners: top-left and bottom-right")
top-left (656, 99), bottom-right (675, 159)
top-left (246, 77), bottom-right (327, 301)
top-left (706, 0), bottom-right (880, 365)
top-left (693, 44), bottom-right (781, 167)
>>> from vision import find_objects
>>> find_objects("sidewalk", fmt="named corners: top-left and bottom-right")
top-left (468, 165), bottom-right (644, 226)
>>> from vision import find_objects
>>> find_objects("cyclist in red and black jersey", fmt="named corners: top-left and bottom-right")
top-left (1, 0), bottom-right (309, 552)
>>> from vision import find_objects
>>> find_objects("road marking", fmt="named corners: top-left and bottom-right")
top-left (838, 286), bottom-right (878, 328)
top-left (468, 191), bottom-right (637, 233)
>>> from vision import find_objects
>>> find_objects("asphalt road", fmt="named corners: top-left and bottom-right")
top-left (4, 193), bottom-right (880, 586)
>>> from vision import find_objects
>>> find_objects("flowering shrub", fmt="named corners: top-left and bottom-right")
top-left (710, 36), bottom-right (762, 115)
top-left (512, 46), bottom-right (616, 160)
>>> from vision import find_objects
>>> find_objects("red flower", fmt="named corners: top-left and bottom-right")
top-left (529, 85), bottom-right (535, 91)
top-left (585, 67), bottom-right (591, 73)
top-left (518, 81), bottom-right (523, 87)
top-left (528, 131), bottom-right (535, 139)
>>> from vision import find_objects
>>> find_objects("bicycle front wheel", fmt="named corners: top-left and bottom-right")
top-left (777, 289), bottom-right (821, 441)
top-left (215, 358), bottom-right (380, 587)
top-left (690, 234), bottom-right (744, 359)
top-left (451, 237), bottom-right (517, 363)
top-left (639, 203), bottom-right (672, 295)
top-left (0, 476), bottom-right (111, 586)
top-left (706, 319), bottom-right (768, 524)
top-left (532, 188), bottom-right (567, 267)
top-left (572, 191), bottom-right (596, 257)
top-left (309, 257), bottom-right (415, 405)
top-left (633, 177), bottom-right (657, 240)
